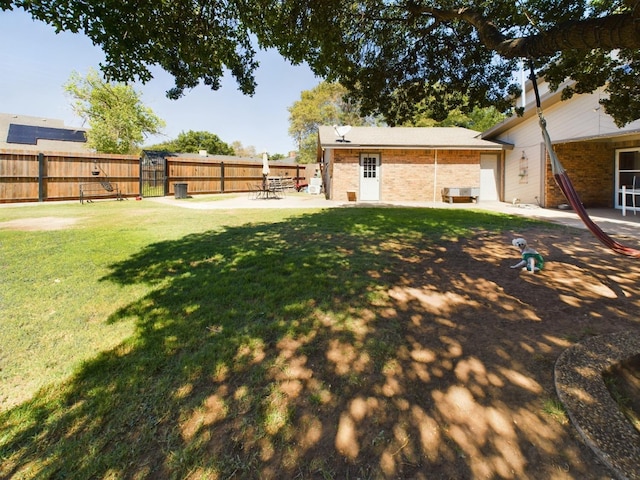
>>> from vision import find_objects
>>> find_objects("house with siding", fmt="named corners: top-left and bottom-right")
top-left (317, 126), bottom-right (507, 203)
top-left (482, 78), bottom-right (640, 210)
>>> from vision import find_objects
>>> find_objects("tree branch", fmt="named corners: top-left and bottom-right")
top-left (416, 7), bottom-right (640, 58)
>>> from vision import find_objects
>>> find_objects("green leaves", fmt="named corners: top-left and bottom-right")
top-left (14, 0), bottom-right (640, 126)
top-left (147, 130), bottom-right (235, 155)
top-left (64, 68), bottom-right (165, 154)
top-left (288, 82), bottom-right (379, 163)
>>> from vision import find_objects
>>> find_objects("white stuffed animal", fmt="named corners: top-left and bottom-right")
top-left (510, 237), bottom-right (544, 272)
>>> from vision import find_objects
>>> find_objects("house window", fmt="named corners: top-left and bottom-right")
top-left (615, 148), bottom-right (640, 209)
top-left (362, 156), bottom-right (377, 178)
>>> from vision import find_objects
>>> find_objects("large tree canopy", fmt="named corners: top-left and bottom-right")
top-left (5, 0), bottom-right (639, 126)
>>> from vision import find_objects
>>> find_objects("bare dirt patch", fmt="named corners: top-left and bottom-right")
top-left (0, 217), bottom-right (79, 231)
top-left (177, 226), bottom-right (640, 479)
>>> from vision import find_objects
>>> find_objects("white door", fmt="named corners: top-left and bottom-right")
top-left (480, 154), bottom-right (499, 201)
top-left (360, 154), bottom-right (380, 201)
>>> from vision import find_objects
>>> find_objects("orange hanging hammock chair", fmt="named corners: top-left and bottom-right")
top-left (528, 61), bottom-right (640, 258)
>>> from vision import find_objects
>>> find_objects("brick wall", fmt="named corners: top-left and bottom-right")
top-left (330, 150), bottom-right (360, 201)
top-left (332, 162), bottom-right (360, 201)
top-left (545, 142), bottom-right (613, 208)
top-left (436, 150), bottom-right (482, 201)
top-left (329, 148), bottom-right (484, 202)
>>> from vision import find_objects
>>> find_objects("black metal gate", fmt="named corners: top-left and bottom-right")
top-left (140, 152), bottom-right (167, 197)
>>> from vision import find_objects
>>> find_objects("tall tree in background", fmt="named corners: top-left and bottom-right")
top-left (288, 82), bottom-right (378, 163)
top-left (10, 1), bottom-right (640, 126)
top-left (393, 89), bottom-right (506, 131)
top-left (401, 106), bottom-right (506, 132)
top-left (147, 131), bottom-right (234, 155)
top-left (231, 141), bottom-right (258, 158)
top-left (64, 69), bottom-right (165, 154)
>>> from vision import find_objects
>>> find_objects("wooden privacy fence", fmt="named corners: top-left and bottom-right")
top-left (164, 153), bottom-right (308, 196)
top-left (0, 150), bottom-right (139, 203)
top-left (0, 149), bottom-right (310, 203)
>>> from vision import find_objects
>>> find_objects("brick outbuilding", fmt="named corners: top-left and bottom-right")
top-left (317, 126), bottom-right (507, 203)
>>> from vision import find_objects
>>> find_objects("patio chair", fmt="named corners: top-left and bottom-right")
top-left (281, 177), bottom-right (296, 191)
top-left (247, 182), bottom-right (263, 200)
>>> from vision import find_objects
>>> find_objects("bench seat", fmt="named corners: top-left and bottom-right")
top-left (79, 181), bottom-right (123, 204)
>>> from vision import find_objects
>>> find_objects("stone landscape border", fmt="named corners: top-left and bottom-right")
top-left (555, 331), bottom-right (640, 480)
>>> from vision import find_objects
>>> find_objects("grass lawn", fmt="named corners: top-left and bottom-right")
top-left (0, 199), bottom-right (636, 479)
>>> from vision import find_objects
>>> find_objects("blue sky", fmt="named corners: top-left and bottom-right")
top-left (0, 9), bottom-right (321, 155)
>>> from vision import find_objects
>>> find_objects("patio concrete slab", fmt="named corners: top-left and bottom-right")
top-left (148, 194), bottom-right (640, 238)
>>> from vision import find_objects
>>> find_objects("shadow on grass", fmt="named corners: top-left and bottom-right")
top-left (1, 208), bottom-right (638, 479)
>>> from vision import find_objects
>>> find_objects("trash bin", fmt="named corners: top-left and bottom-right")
top-left (174, 183), bottom-right (188, 199)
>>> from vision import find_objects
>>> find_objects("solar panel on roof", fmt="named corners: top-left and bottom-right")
top-left (7, 124), bottom-right (86, 145)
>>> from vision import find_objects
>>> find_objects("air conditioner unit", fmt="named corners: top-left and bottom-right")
top-left (308, 185), bottom-right (321, 194)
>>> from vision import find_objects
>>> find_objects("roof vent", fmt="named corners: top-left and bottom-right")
top-left (199, 150), bottom-right (207, 156)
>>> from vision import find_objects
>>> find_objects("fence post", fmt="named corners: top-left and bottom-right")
top-left (138, 156), bottom-right (142, 197)
top-left (220, 162), bottom-right (225, 193)
top-left (165, 157), bottom-right (169, 196)
top-left (38, 152), bottom-right (45, 202)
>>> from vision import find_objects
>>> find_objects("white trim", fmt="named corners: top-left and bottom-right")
top-left (324, 144), bottom-right (504, 151)
top-left (615, 147), bottom-right (640, 212)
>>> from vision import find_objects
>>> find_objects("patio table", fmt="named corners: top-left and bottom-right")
top-left (253, 178), bottom-right (285, 199)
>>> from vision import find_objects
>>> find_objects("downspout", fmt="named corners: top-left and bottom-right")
top-left (433, 149), bottom-right (438, 202)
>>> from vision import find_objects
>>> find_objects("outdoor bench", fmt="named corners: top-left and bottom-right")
top-left (79, 181), bottom-right (123, 204)
top-left (441, 187), bottom-right (480, 203)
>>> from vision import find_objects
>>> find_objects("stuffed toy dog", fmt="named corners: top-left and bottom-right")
top-left (510, 237), bottom-right (544, 272)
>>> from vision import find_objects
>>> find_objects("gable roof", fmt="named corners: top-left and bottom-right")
top-left (318, 126), bottom-right (505, 150)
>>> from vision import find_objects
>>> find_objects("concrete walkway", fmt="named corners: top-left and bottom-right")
top-left (149, 193), bottom-right (640, 238)
top-left (473, 201), bottom-right (640, 238)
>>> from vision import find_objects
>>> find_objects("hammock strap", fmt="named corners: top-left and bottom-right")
top-left (528, 61), bottom-right (640, 258)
